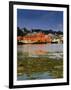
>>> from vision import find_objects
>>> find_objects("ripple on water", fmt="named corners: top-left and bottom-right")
top-left (17, 71), bottom-right (54, 80)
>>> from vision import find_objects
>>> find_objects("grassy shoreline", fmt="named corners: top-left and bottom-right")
top-left (17, 57), bottom-right (63, 79)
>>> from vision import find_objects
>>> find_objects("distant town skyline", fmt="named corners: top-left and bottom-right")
top-left (17, 9), bottom-right (63, 31)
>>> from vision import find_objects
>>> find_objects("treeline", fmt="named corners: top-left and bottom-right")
top-left (17, 27), bottom-right (63, 36)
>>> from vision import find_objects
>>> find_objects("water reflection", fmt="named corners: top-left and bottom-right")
top-left (18, 44), bottom-right (63, 52)
top-left (17, 44), bottom-right (63, 59)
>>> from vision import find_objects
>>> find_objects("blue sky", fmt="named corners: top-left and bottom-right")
top-left (17, 9), bottom-right (63, 31)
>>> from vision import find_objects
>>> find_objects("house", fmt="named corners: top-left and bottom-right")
top-left (17, 32), bottom-right (52, 44)
top-left (17, 36), bottom-right (22, 42)
top-left (52, 38), bottom-right (60, 43)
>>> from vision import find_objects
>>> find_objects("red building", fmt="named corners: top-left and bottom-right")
top-left (17, 32), bottom-right (52, 43)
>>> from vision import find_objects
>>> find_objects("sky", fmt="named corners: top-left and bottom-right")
top-left (17, 9), bottom-right (63, 31)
